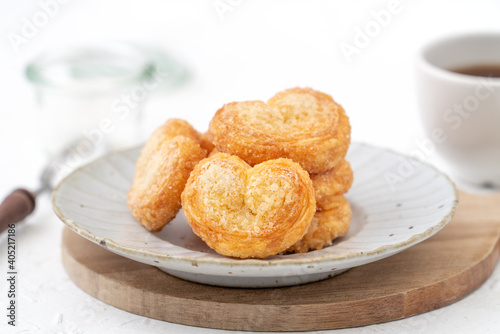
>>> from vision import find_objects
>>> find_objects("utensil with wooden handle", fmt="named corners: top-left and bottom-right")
top-left (0, 139), bottom-right (102, 233)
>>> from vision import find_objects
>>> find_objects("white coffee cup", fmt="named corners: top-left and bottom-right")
top-left (416, 32), bottom-right (500, 188)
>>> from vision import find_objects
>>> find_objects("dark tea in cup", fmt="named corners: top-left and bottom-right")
top-left (450, 64), bottom-right (500, 78)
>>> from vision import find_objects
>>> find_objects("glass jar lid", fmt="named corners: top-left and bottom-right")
top-left (26, 43), bottom-right (155, 94)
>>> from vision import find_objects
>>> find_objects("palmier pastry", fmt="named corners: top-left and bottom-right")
top-left (209, 87), bottom-right (351, 173)
top-left (128, 119), bottom-right (207, 232)
top-left (208, 147), bottom-right (221, 157)
top-left (199, 131), bottom-right (215, 153)
top-left (287, 196), bottom-right (351, 253)
top-left (181, 153), bottom-right (316, 259)
top-left (311, 159), bottom-right (353, 210)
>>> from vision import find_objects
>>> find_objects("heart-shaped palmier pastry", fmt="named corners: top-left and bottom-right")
top-left (208, 87), bottom-right (351, 174)
top-left (128, 119), bottom-right (207, 232)
top-left (181, 153), bottom-right (316, 259)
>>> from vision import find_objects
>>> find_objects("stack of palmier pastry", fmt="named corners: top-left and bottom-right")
top-left (128, 87), bottom-right (352, 259)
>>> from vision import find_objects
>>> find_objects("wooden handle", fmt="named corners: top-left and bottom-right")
top-left (0, 189), bottom-right (36, 233)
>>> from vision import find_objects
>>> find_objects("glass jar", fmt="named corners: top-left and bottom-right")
top-left (26, 43), bottom-right (155, 158)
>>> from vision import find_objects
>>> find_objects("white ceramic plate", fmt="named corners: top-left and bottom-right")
top-left (53, 143), bottom-right (458, 288)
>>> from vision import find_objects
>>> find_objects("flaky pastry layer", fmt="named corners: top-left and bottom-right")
top-left (209, 87), bottom-right (351, 173)
top-left (181, 153), bottom-right (316, 259)
top-left (311, 159), bottom-right (353, 210)
top-left (200, 131), bottom-right (215, 153)
top-left (127, 119), bottom-right (207, 232)
top-left (287, 196), bottom-right (351, 253)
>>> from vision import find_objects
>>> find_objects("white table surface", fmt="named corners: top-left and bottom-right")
top-left (1, 1), bottom-right (500, 333)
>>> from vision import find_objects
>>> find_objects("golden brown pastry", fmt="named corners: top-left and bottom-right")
top-left (208, 147), bottom-right (220, 157)
top-left (199, 131), bottom-right (215, 153)
top-left (146, 118), bottom-right (201, 144)
top-left (181, 153), bottom-right (316, 259)
top-left (209, 87), bottom-right (351, 174)
top-left (311, 159), bottom-right (353, 211)
top-left (287, 196), bottom-right (351, 253)
top-left (128, 119), bottom-right (207, 232)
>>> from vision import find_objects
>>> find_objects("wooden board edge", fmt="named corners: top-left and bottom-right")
top-left (60, 228), bottom-right (500, 331)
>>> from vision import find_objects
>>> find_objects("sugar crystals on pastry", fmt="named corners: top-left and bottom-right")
top-left (127, 119), bottom-right (207, 232)
top-left (208, 87), bottom-right (351, 174)
top-left (311, 159), bottom-right (353, 211)
top-left (287, 195), bottom-right (351, 253)
top-left (181, 153), bottom-right (316, 259)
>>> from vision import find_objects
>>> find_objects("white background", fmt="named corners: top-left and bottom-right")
top-left (1, 0), bottom-right (500, 333)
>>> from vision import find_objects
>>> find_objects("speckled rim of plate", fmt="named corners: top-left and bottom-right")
top-left (52, 142), bottom-right (459, 275)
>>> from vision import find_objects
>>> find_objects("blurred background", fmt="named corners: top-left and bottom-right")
top-left (1, 0), bottom-right (500, 332)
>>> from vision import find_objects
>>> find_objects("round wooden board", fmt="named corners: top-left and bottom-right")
top-left (61, 191), bottom-right (500, 331)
